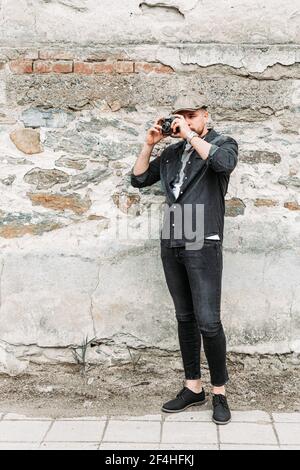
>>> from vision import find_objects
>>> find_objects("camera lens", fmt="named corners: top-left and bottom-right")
top-left (162, 121), bottom-right (171, 134)
top-left (161, 117), bottom-right (174, 135)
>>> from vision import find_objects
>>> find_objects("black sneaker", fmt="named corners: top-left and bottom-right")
top-left (212, 394), bottom-right (231, 425)
top-left (161, 386), bottom-right (207, 413)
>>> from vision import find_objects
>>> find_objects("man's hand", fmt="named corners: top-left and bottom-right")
top-left (170, 114), bottom-right (191, 139)
top-left (145, 116), bottom-right (166, 146)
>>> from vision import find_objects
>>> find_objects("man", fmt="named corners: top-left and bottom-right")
top-left (130, 92), bottom-right (238, 425)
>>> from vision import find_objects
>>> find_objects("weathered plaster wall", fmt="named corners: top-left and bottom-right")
top-left (1, 0), bottom-right (299, 45)
top-left (0, 0), bottom-right (299, 374)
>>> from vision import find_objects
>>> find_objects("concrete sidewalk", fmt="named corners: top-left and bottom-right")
top-left (0, 409), bottom-right (299, 450)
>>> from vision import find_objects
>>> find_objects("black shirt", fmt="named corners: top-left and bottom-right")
top-left (130, 128), bottom-right (238, 248)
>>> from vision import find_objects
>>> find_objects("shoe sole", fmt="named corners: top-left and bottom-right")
top-left (212, 417), bottom-right (232, 425)
top-left (161, 398), bottom-right (208, 413)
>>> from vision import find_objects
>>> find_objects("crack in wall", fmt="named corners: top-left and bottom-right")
top-left (139, 2), bottom-right (185, 18)
top-left (0, 0), bottom-right (4, 25)
top-left (27, 0), bottom-right (38, 36)
top-left (139, 0), bottom-right (201, 15)
top-left (41, 0), bottom-right (88, 13)
top-left (187, 0), bottom-right (203, 13)
top-left (0, 259), bottom-right (4, 312)
top-left (89, 263), bottom-right (101, 338)
top-left (261, 252), bottom-right (267, 285)
top-left (289, 289), bottom-right (296, 345)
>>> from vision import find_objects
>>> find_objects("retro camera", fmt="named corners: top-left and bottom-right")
top-left (161, 116), bottom-right (180, 136)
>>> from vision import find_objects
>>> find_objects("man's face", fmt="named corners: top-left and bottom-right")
top-left (177, 109), bottom-right (209, 135)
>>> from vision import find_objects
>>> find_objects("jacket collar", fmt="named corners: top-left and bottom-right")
top-left (204, 127), bottom-right (219, 143)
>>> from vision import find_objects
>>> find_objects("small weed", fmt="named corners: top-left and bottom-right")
top-left (71, 336), bottom-right (97, 375)
top-left (126, 345), bottom-right (141, 370)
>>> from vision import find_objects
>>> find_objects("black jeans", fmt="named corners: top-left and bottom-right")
top-left (160, 239), bottom-right (229, 387)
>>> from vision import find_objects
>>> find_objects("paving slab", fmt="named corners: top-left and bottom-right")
top-left (219, 422), bottom-right (277, 445)
top-left (274, 423), bottom-right (300, 446)
top-left (103, 420), bottom-right (161, 443)
top-left (272, 413), bottom-right (300, 423)
top-left (162, 421), bottom-right (218, 445)
top-left (44, 420), bottom-right (106, 442)
top-left (0, 420), bottom-right (51, 443)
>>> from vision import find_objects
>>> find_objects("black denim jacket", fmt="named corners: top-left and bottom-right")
top-left (130, 128), bottom-right (238, 247)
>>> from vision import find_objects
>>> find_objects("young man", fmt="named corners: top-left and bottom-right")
top-left (130, 92), bottom-right (238, 425)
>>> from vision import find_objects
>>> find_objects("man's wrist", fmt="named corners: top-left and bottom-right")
top-left (186, 131), bottom-right (199, 143)
top-left (144, 142), bottom-right (155, 149)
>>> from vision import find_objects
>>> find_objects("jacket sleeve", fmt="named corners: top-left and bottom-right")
top-left (207, 137), bottom-right (238, 174)
top-left (130, 151), bottom-right (163, 188)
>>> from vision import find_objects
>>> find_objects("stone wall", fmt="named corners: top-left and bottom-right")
top-left (0, 0), bottom-right (299, 374)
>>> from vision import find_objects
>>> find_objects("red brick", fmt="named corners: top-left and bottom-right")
top-left (9, 60), bottom-right (33, 74)
top-left (115, 61), bottom-right (134, 73)
top-left (33, 60), bottom-right (72, 73)
top-left (33, 60), bottom-right (53, 73)
top-left (74, 61), bottom-right (94, 74)
top-left (134, 62), bottom-right (174, 74)
top-left (284, 201), bottom-right (300, 211)
top-left (39, 50), bottom-right (74, 60)
top-left (52, 61), bottom-right (73, 73)
top-left (73, 61), bottom-right (119, 74)
top-left (93, 62), bottom-right (115, 73)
